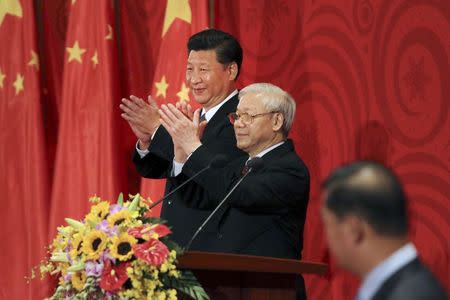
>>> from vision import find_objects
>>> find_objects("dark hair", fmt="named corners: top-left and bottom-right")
top-left (187, 29), bottom-right (243, 79)
top-left (323, 161), bottom-right (408, 237)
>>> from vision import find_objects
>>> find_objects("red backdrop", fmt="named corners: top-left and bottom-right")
top-left (0, 0), bottom-right (448, 299)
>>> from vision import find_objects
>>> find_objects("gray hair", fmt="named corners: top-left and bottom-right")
top-left (239, 83), bottom-right (296, 136)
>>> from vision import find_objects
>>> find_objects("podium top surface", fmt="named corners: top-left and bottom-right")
top-left (178, 251), bottom-right (327, 275)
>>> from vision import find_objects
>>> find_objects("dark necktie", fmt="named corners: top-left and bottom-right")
top-left (241, 160), bottom-right (250, 175)
top-left (199, 113), bottom-right (206, 122)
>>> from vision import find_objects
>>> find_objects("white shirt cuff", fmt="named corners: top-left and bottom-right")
top-left (135, 126), bottom-right (160, 158)
top-left (171, 160), bottom-right (184, 176)
top-left (136, 141), bottom-right (150, 158)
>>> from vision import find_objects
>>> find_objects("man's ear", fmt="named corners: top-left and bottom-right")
top-left (345, 216), bottom-right (366, 245)
top-left (228, 63), bottom-right (238, 80)
top-left (272, 113), bottom-right (284, 132)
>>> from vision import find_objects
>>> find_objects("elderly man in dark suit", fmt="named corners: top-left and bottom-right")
top-left (321, 161), bottom-right (448, 300)
top-left (160, 82), bottom-right (310, 298)
top-left (120, 29), bottom-right (246, 248)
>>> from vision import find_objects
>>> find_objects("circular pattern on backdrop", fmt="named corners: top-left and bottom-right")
top-left (372, 1), bottom-right (450, 147)
top-left (353, 0), bottom-right (374, 34)
top-left (223, 0), bottom-right (304, 80)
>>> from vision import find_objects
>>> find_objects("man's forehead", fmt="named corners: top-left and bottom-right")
top-left (237, 94), bottom-right (262, 111)
top-left (187, 49), bottom-right (217, 62)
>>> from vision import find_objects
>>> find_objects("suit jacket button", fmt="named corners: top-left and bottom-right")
top-left (217, 233), bottom-right (223, 239)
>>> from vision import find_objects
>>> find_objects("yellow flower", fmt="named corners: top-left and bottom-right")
top-left (86, 201), bottom-right (110, 224)
top-left (169, 270), bottom-right (180, 278)
top-left (82, 230), bottom-right (108, 260)
top-left (160, 261), bottom-right (169, 273)
top-left (107, 210), bottom-right (136, 228)
top-left (69, 233), bottom-right (83, 260)
top-left (154, 291), bottom-right (167, 300)
top-left (110, 233), bottom-right (137, 261)
top-left (89, 195), bottom-right (101, 203)
top-left (71, 271), bottom-right (86, 291)
top-left (167, 289), bottom-right (177, 300)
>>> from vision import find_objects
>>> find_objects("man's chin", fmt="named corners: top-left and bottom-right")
top-left (192, 92), bottom-right (209, 103)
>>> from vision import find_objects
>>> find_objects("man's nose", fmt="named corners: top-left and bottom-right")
top-left (234, 117), bottom-right (245, 128)
top-left (189, 70), bottom-right (202, 84)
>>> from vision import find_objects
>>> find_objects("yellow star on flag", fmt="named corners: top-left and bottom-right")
top-left (66, 41), bottom-right (86, 63)
top-left (91, 51), bottom-right (98, 67)
top-left (13, 73), bottom-right (24, 95)
top-left (28, 50), bottom-right (39, 70)
top-left (162, 0), bottom-right (191, 37)
top-left (71, 0), bottom-right (76, 5)
top-left (0, 68), bottom-right (5, 88)
top-left (155, 76), bottom-right (169, 98)
top-left (0, 0), bottom-right (22, 26)
top-left (105, 24), bottom-right (113, 40)
top-left (176, 82), bottom-right (190, 102)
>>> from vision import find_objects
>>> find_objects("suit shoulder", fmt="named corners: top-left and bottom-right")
top-left (385, 266), bottom-right (448, 300)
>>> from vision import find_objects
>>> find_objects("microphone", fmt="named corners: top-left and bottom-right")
top-left (185, 157), bottom-right (264, 250)
top-left (147, 154), bottom-right (229, 209)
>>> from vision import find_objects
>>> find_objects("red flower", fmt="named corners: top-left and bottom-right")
top-left (128, 224), bottom-right (171, 240)
top-left (133, 239), bottom-right (169, 266)
top-left (100, 260), bottom-right (130, 291)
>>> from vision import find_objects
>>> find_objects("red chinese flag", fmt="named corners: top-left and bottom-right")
top-left (140, 0), bottom-right (209, 216)
top-left (118, 1), bottom-right (165, 194)
top-left (49, 1), bottom-right (126, 236)
top-left (40, 0), bottom-right (70, 175)
top-left (0, 0), bottom-right (50, 298)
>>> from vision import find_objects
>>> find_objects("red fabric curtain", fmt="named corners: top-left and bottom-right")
top-left (0, 1), bottom-right (50, 298)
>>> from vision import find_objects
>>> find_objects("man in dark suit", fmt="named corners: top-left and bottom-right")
top-left (160, 82), bottom-right (310, 298)
top-left (321, 161), bottom-right (448, 300)
top-left (120, 29), bottom-right (246, 248)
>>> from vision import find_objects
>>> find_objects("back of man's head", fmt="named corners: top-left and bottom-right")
top-left (187, 29), bottom-right (243, 78)
top-left (323, 161), bottom-right (408, 237)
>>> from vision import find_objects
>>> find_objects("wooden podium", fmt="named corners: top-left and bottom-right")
top-left (178, 251), bottom-right (327, 300)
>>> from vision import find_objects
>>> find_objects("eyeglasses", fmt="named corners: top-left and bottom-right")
top-left (228, 111), bottom-right (278, 125)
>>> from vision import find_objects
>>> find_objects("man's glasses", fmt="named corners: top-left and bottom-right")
top-left (228, 111), bottom-right (278, 125)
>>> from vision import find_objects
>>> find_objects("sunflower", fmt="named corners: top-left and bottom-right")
top-left (107, 210), bottom-right (137, 228)
top-left (86, 201), bottom-right (110, 224)
top-left (82, 230), bottom-right (108, 260)
top-left (71, 271), bottom-right (87, 291)
top-left (69, 233), bottom-right (83, 260)
top-left (110, 233), bottom-right (137, 261)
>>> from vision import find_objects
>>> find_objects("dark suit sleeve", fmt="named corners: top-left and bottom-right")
top-left (132, 126), bottom-right (174, 179)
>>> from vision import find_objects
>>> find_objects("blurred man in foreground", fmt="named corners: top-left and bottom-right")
top-left (321, 161), bottom-right (448, 300)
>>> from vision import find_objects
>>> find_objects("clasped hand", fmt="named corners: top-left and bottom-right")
top-left (159, 103), bottom-right (207, 163)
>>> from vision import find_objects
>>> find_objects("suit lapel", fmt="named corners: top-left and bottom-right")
top-left (201, 94), bottom-right (238, 141)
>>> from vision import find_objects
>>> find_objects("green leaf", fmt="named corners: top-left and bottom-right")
top-left (117, 192), bottom-right (124, 205)
top-left (162, 270), bottom-right (210, 300)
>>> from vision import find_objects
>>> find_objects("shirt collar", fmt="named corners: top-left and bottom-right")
top-left (356, 243), bottom-right (417, 300)
top-left (201, 90), bottom-right (238, 122)
top-left (250, 141), bottom-right (285, 159)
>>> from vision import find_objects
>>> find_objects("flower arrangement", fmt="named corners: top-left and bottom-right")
top-left (34, 194), bottom-right (209, 300)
